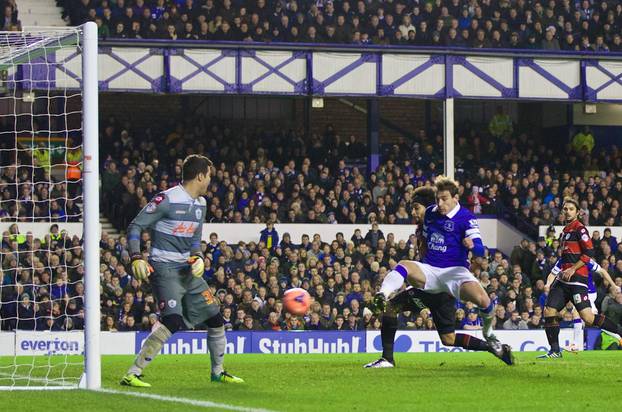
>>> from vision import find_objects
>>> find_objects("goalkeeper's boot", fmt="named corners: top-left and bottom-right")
top-left (120, 373), bottom-right (151, 388)
top-left (490, 344), bottom-right (515, 366)
top-left (211, 370), bottom-right (244, 383)
top-left (363, 358), bottom-right (395, 368)
top-left (536, 350), bottom-right (562, 359)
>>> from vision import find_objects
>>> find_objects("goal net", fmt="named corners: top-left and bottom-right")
top-left (0, 24), bottom-right (99, 390)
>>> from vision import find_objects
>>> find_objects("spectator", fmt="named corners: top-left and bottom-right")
top-left (259, 221), bottom-right (278, 251)
top-left (488, 106), bottom-right (513, 139)
top-left (572, 126), bottom-right (595, 154)
top-left (461, 309), bottom-right (482, 330)
top-left (503, 311), bottom-right (528, 330)
top-left (541, 27), bottom-right (560, 50)
top-left (602, 291), bottom-right (622, 325)
top-left (364, 223), bottom-right (384, 249)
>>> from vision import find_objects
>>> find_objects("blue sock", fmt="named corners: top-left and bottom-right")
top-left (480, 297), bottom-right (496, 315)
top-left (394, 264), bottom-right (408, 280)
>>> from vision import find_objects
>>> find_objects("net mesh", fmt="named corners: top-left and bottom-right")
top-left (0, 27), bottom-right (85, 389)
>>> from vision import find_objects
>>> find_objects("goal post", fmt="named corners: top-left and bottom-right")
top-left (0, 22), bottom-right (99, 391)
top-left (82, 20), bottom-right (100, 391)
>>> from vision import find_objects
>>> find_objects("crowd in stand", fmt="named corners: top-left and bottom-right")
top-left (0, 140), bottom-right (83, 223)
top-left (1, 221), bottom-right (622, 333)
top-left (96, 112), bottom-right (622, 240)
top-left (64, 0), bottom-right (622, 51)
top-left (2, 106), bottom-right (622, 332)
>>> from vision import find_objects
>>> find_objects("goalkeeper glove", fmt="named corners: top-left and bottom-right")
top-left (371, 292), bottom-right (387, 315)
top-left (131, 254), bottom-right (152, 280)
top-left (188, 255), bottom-right (205, 278)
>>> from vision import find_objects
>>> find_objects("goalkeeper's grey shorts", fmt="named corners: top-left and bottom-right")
top-left (149, 260), bottom-right (220, 328)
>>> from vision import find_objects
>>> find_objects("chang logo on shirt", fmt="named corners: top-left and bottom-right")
top-left (172, 222), bottom-right (196, 235)
top-left (428, 233), bottom-right (447, 252)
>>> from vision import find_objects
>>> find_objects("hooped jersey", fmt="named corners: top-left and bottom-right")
top-left (128, 185), bottom-right (206, 263)
top-left (558, 219), bottom-right (594, 287)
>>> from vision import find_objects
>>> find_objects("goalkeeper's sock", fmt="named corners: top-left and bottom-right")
top-left (572, 318), bottom-right (583, 349)
top-left (381, 314), bottom-right (398, 364)
top-left (128, 324), bottom-right (172, 376)
top-left (208, 326), bottom-right (227, 376)
top-left (379, 265), bottom-right (408, 298)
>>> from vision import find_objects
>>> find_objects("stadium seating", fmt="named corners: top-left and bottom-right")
top-left (3, 112), bottom-right (622, 333)
top-left (63, 0), bottom-right (622, 51)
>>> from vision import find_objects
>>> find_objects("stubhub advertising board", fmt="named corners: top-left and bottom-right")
top-left (134, 331), bottom-right (366, 354)
top-left (1, 329), bottom-right (589, 356)
top-left (135, 330), bottom-right (578, 355)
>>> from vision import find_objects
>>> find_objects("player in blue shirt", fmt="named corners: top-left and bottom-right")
top-left (373, 176), bottom-right (513, 364)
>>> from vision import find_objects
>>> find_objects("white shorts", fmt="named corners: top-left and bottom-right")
top-left (588, 292), bottom-right (598, 314)
top-left (414, 261), bottom-right (478, 299)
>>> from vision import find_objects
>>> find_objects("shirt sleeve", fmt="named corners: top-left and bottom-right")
top-left (465, 216), bottom-right (485, 256)
top-left (464, 216), bottom-right (482, 240)
top-left (127, 193), bottom-right (169, 256)
top-left (578, 225), bottom-right (594, 263)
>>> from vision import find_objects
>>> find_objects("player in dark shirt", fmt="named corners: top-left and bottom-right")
top-left (540, 197), bottom-right (622, 358)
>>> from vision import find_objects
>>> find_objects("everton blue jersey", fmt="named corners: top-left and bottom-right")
top-left (422, 204), bottom-right (482, 269)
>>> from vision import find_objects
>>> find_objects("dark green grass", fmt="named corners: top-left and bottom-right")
top-left (0, 352), bottom-right (620, 411)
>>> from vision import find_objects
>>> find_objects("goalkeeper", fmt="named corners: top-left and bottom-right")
top-left (121, 155), bottom-right (243, 387)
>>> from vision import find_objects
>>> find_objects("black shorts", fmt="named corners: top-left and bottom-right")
top-left (545, 281), bottom-right (591, 312)
top-left (389, 287), bottom-right (457, 334)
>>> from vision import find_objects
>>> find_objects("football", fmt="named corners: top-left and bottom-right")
top-left (283, 288), bottom-right (311, 316)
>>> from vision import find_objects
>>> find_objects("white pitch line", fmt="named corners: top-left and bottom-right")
top-left (97, 388), bottom-right (278, 412)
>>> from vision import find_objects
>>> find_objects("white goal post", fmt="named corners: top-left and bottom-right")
top-left (0, 22), bottom-right (99, 390)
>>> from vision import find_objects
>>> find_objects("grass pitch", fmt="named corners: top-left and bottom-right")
top-left (0, 352), bottom-right (619, 411)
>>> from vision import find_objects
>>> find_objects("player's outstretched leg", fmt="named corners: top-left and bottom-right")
top-left (121, 317), bottom-right (181, 387)
top-left (582, 310), bottom-right (622, 343)
top-left (207, 318), bottom-right (244, 383)
top-left (479, 297), bottom-right (499, 347)
top-left (378, 261), bottom-right (426, 299)
top-left (459, 281), bottom-right (501, 349)
top-left (364, 313), bottom-right (398, 368)
top-left (442, 333), bottom-right (514, 365)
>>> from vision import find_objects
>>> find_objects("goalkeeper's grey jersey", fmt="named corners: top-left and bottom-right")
top-left (127, 185), bottom-right (206, 263)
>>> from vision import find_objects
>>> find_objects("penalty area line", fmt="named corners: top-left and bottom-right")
top-left (97, 388), bottom-right (278, 412)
